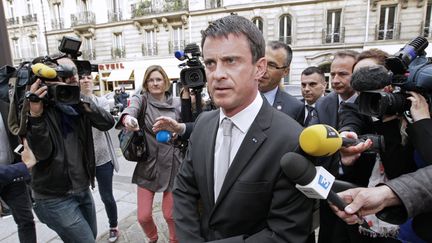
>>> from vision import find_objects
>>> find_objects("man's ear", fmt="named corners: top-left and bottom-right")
top-left (255, 57), bottom-right (267, 80)
top-left (283, 66), bottom-right (290, 77)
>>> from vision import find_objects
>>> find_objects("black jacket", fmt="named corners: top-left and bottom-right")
top-left (26, 95), bottom-right (114, 196)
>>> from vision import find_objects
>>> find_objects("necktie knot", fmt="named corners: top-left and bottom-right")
top-left (306, 105), bottom-right (314, 112)
top-left (221, 118), bottom-right (233, 137)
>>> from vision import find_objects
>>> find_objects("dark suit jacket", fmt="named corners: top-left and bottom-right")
top-left (0, 162), bottom-right (30, 184)
top-left (173, 100), bottom-right (313, 243)
top-left (272, 87), bottom-right (304, 125)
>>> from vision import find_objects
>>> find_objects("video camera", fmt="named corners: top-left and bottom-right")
top-left (353, 37), bottom-right (432, 117)
top-left (29, 36), bottom-right (92, 105)
top-left (175, 43), bottom-right (206, 89)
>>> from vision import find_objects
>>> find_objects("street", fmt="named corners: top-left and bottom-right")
top-left (0, 128), bottom-right (169, 243)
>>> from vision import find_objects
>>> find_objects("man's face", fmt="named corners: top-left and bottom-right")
top-left (56, 58), bottom-right (79, 85)
top-left (79, 74), bottom-right (93, 93)
top-left (301, 73), bottom-right (326, 105)
top-left (258, 47), bottom-right (289, 93)
top-left (330, 56), bottom-right (356, 96)
top-left (203, 33), bottom-right (266, 117)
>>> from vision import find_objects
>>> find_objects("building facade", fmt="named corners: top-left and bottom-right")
top-left (3, 0), bottom-right (432, 94)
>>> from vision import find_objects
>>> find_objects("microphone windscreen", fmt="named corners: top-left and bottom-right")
top-left (280, 152), bottom-right (316, 185)
top-left (31, 63), bottom-right (57, 79)
top-left (299, 124), bottom-right (342, 157)
top-left (351, 65), bottom-right (391, 92)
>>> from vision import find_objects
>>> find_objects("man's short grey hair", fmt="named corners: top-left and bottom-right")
top-left (201, 14), bottom-right (265, 63)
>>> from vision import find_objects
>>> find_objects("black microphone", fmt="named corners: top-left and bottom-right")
top-left (280, 152), bottom-right (371, 230)
top-left (351, 65), bottom-right (391, 92)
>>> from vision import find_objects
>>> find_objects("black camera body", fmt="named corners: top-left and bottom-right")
top-left (176, 43), bottom-right (207, 89)
top-left (30, 36), bottom-right (92, 105)
top-left (357, 37), bottom-right (432, 117)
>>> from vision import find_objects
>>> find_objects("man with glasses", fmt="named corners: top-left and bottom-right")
top-left (258, 41), bottom-right (304, 125)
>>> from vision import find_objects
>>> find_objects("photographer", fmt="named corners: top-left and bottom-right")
top-left (26, 56), bottom-right (114, 242)
top-left (335, 91), bottom-right (432, 241)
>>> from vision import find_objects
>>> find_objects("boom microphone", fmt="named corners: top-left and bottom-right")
top-left (351, 65), bottom-right (391, 92)
top-left (280, 152), bottom-right (371, 230)
top-left (31, 63), bottom-right (57, 79)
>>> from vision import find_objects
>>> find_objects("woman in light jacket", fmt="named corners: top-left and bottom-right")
top-left (116, 65), bottom-right (181, 243)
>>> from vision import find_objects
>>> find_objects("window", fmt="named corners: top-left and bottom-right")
top-left (26, 0), bottom-right (33, 15)
top-left (326, 9), bottom-right (341, 43)
top-left (83, 37), bottom-right (95, 60)
top-left (279, 15), bottom-right (292, 44)
top-left (30, 36), bottom-right (38, 57)
top-left (108, 0), bottom-right (122, 21)
top-left (170, 26), bottom-right (184, 53)
top-left (143, 30), bottom-right (157, 56)
top-left (12, 39), bottom-right (22, 59)
top-left (206, 0), bottom-right (222, 9)
top-left (7, 1), bottom-right (15, 18)
top-left (424, 2), bottom-right (432, 37)
top-left (51, 3), bottom-right (63, 29)
top-left (112, 33), bottom-right (125, 58)
top-left (252, 17), bottom-right (263, 33)
top-left (378, 5), bottom-right (397, 40)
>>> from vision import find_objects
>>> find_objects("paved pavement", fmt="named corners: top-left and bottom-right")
top-left (0, 129), bottom-right (170, 243)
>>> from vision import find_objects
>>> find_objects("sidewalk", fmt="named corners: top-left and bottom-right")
top-left (0, 132), bottom-right (170, 242)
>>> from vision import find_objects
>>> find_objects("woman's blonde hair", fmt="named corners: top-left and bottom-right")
top-left (142, 65), bottom-right (171, 92)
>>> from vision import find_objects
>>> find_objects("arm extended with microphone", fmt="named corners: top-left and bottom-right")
top-left (299, 124), bottom-right (384, 157)
top-left (280, 152), bottom-right (371, 230)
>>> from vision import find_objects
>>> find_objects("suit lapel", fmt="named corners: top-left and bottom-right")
top-left (213, 103), bottom-right (271, 207)
top-left (272, 88), bottom-right (284, 112)
top-left (206, 112), bottom-right (220, 205)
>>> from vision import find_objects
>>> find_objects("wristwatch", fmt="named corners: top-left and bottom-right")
top-left (25, 91), bottom-right (41, 102)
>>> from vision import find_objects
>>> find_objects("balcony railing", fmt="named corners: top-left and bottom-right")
top-left (168, 40), bottom-right (185, 54)
top-left (6, 17), bottom-right (20, 26)
top-left (51, 18), bottom-right (64, 30)
top-left (322, 27), bottom-right (345, 44)
top-left (22, 13), bottom-right (37, 24)
top-left (81, 49), bottom-right (96, 60)
top-left (279, 36), bottom-right (292, 45)
top-left (108, 10), bottom-right (123, 22)
top-left (111, 47), bottom-right (126, 59)
top-left (71, 11), bottom-right (96, 27)
top-left (421, 20), bottom-right (432, 38)
top-left (142, 43), bottom-right (158, 56)
top-left (375, 23), bottom-right (401, 40)
top-left (131, 0), bottom-right (187, 18)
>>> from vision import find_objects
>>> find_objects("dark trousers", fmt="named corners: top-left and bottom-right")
top-left (0, 181), bottom-right (36, 243)
top-left (96, 162), bottom-right (118, 228)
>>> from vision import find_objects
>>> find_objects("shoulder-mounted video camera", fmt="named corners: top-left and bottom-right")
top-left (353, 36), bottom-right (432, 117)
top-left (175, 43), bottom-right (206, 89)
top-left (29, 36), bottom-right (93, 105)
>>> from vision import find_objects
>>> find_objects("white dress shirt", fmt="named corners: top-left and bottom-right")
top-left (262, 86), bottom-right (278, 106)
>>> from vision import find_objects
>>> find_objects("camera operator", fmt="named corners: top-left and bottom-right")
top-left (26, 56), bottom-right (115, 242)
top-left (334, 90), bottom-right (432, 240)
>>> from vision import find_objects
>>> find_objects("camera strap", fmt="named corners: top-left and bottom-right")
top-left (8, 75), bottom-right (30, 136)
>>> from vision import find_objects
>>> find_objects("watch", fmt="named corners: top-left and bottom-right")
top-left (25, 91), bottom-right (41, 102)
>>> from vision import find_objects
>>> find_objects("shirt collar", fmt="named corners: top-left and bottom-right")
top-left (219, 92), bottom-right (263, 134)
top-left (262, 86), bottom-right (278, 106)
top-left (338, 93), bottom-right (358, 104)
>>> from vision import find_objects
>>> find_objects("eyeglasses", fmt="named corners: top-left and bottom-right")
top-left (267, 62), bottom-right (288, 70)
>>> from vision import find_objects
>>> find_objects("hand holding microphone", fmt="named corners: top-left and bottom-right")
top-left (299, 124), bottom-right (382, 162)
top-left (280, 152), bottom-right (371, 230)
top-left (123, 115), bottom-right (140, 131)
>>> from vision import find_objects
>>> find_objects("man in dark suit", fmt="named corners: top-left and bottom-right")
top-left (312, 51), bottom-right (376, 243)
top-left (258, 41), bottom-right (304, 125)
top-left (173, 15), bottom-right (313, 243)
top-left (299, 66), bottom-right (327, 126)
top-left (0, 99), bottom-right (36, 242)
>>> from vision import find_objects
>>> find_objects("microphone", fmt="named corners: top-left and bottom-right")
top-left (299, 124), bottom-right (370, 157)
top-left (351, 65), bottom-right (391, 92)
top-left (174, 50), bottom-right (187, 61)
top-left (156, 130), bottom-right (171, 143)
top-left (31, 63), bottom-right (57, 79)
top-left (280, 152), bottom-right (371, 229)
